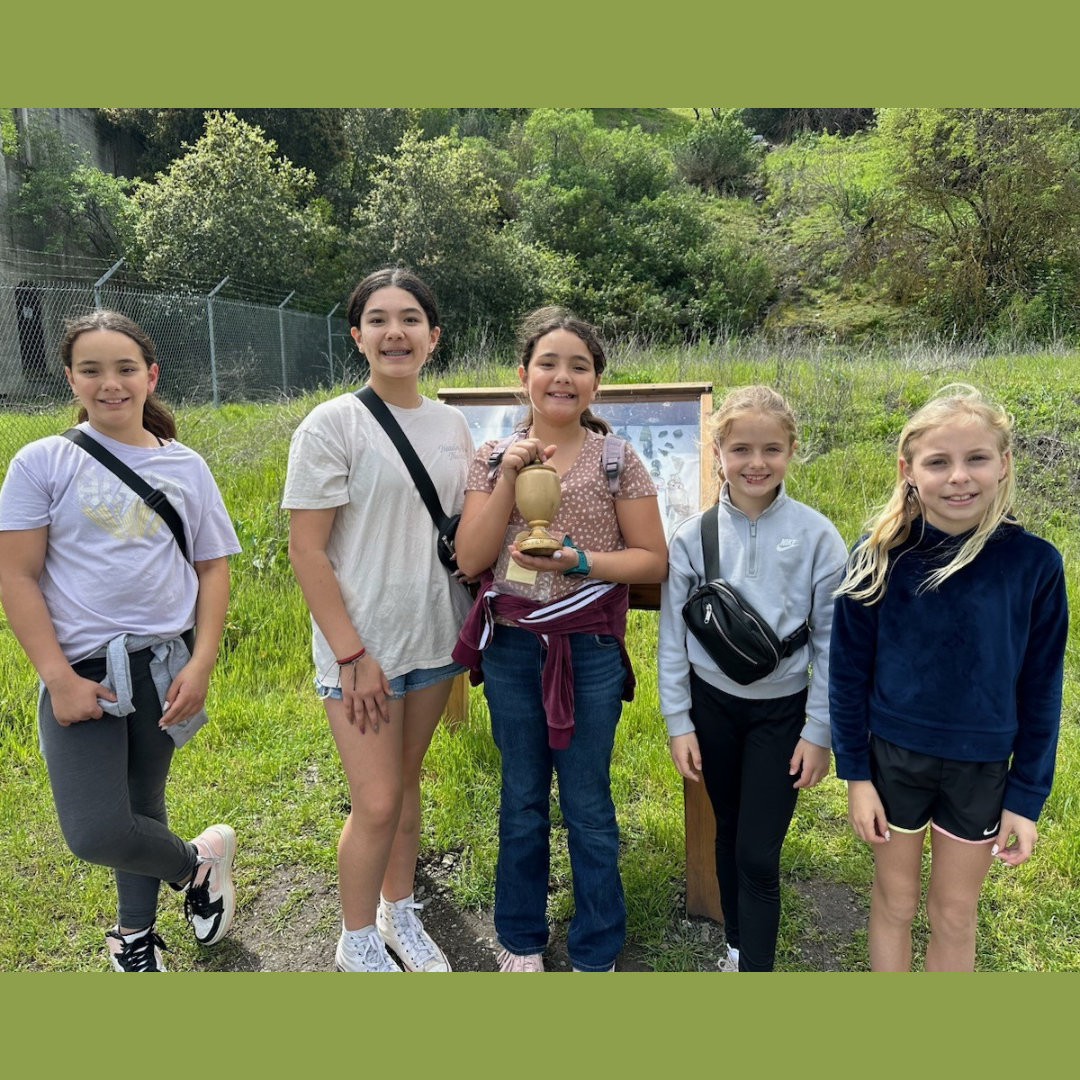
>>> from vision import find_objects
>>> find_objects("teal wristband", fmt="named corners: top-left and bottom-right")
top-left (561, 545), bottom-right (591, 577)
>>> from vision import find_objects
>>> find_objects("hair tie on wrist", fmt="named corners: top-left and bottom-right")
top-left (337, 648), bottom-right (366, 665)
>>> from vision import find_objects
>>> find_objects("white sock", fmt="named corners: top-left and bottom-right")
top-left (342, 922), bottom-right (376, 938)
top-left (118, 928), bottom-right (150, 942)
top-left (727, 946), bottom-right (740, 965)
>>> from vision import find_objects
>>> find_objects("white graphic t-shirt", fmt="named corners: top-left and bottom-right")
top-left (0, 423), bottom-right (241, 661)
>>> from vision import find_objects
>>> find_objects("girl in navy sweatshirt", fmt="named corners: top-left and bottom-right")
top-left (830, 384), bottom-right (1068, 971)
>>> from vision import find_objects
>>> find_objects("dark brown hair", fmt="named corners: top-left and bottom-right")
top-left (516, 306), bottom-right (610, 435)
top-left (61, 311), bottom-right (177, 441)
top-left (346, 267), bottom-right (440, 332)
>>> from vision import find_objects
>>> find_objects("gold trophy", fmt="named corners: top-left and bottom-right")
top-left (514, 462), bottom-right (562, 556)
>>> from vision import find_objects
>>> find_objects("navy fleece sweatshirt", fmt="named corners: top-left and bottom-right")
top-left (829, 520), bottom-right (1067, 821)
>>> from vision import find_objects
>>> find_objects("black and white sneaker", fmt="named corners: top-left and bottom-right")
top-left (106, 924), bottom-right (168, 972)
top-left (183, 823), bottom-right (237, 946)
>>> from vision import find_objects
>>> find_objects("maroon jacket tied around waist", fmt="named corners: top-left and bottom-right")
top-left (452, 573), bottom-right (635, 749)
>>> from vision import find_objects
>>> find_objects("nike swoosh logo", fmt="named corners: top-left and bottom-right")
top-left (983, 822), bottom-right (1000, 836)
top-left (776, 539), bottom-right (800, 551)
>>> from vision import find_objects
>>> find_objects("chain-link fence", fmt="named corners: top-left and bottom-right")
top-left (1, 267), bottom-right (356, 460)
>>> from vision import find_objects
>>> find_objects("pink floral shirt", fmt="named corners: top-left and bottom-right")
top-left (467, 429), bottom-right (657, 605)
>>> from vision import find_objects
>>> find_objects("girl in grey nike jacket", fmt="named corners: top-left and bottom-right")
top-left (658, 385), bottom-right (847, 971)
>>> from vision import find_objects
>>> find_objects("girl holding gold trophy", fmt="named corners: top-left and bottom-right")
top-left (454, 307), bottom-right (667, 973)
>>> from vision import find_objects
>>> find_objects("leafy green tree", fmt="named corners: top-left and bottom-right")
top-left (675, 110), bottom-right (761, 195)
top-left (133, 111), bottom-right (340, 296)
top-left (1, 109), bottom-right (18, 157)
top-left (513, 109), bottom-right (674, 268)
top-left (872, 108), bottom-right (1080, 335)
top-left (5, 122), bottom-right (136, 258)
top-left (742, 109), bottom-right (875, 141)
top-left (321, 109), bottom-right (421, 226)
top-left (418, 108), bottom-right (529, 140)
top-left (100, 109), bottom-right (349, 185)
top-left (511, 109), bottom-right (773, 337)
top-left (352, 131), bottom-right (553, 352)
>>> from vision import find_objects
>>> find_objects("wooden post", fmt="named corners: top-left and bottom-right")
top-left (442, 671), bottom-right (470, 729)
top-left (683, 389), bottom-right (721, 921)
top-left (683, 777), bottom-right (720, 919)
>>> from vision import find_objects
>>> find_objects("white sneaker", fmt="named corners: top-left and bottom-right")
top-left (336, 924), bottom-right (402, 972)
top-left (377, 894), bottom-right (451, 972)
top-left (497, 949), bottom-right (544, 972)
top-left (183, 823), bottom-right (236, 946)
top-left (717, 946), bottom-right (740, 972)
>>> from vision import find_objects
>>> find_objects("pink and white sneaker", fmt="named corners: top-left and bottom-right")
top-left (183, 824), bottom-right (236, 946)
top-left (497, 949), bottom-right (544, 972)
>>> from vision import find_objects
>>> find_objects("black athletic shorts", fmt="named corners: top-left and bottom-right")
top-left (869, 733), bottom-right (1008, 843)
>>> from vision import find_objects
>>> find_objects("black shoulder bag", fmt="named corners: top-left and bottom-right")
top-left (61, 428), bottom-right (195, 652)
top-left (354, 386), bottom-right (460, 569)
top-left (681, 503), bottom-right (809, 685)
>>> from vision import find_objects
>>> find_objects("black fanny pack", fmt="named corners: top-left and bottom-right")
top-left (681, 504), bottom-right (808, 685)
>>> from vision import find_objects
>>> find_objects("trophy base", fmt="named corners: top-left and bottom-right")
top-left (517, 534), bottom-right (562, 556)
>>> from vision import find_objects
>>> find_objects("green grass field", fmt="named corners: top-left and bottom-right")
top-left (1, 344), bottom-right (1077, 971)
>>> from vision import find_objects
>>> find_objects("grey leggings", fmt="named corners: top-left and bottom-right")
top-left (38, 647), bottom-right (197, 928)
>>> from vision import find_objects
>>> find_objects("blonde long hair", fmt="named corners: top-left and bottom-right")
top-left (837, 383), bottom-right (1016, 604)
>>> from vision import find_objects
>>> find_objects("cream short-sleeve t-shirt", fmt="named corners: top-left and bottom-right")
top-left (282, 392), bottom-right (473, 684)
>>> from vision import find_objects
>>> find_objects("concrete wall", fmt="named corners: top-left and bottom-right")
top-left (1, 109), bottom-right (143, 395)
top-left (1, 108), bottom-right (141, 265)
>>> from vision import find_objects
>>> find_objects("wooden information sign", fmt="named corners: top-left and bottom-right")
top-left (438, 382), bottom-right (722, 921)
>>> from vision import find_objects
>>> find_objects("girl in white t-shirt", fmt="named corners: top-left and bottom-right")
top-left (0, 311), bottom-right (241, 972)
top-left (283, 268), bottom-right (472, 973)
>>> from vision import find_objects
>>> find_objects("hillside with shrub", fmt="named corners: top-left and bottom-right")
top-left (5, 107), bottom-right (1080, 352)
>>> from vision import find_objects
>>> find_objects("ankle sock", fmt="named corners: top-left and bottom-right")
top-left (342, 922), bottom-right (376, 938)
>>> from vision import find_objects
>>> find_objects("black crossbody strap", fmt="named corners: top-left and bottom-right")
top-left (354, 385), bottom-right (448, 528)
top-left (700, 502), bottom-right (721, 582)
top-left (61, 429), bottom-right (190, 563)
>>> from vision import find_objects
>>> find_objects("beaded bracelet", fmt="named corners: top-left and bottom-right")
top-left (337, 648), bottom-right (366, 666)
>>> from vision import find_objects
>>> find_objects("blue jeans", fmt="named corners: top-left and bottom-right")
top-left (482, 624), bottom-right (627, 971)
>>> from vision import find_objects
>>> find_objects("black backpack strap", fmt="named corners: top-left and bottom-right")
top-left (61, 429), bottom-right (190, 563)
top-left (699, 502), bottom-right (721, 582)
top-left (354, 385), bottom-right (448, 530)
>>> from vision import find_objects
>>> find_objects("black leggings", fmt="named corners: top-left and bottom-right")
top-left (690, 672), bottom-right (808, 972)
top-left (38, 647), bottom-right (197, 929)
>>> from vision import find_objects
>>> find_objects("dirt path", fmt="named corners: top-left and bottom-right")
top-left (200, 855), bottom-right (866, 972)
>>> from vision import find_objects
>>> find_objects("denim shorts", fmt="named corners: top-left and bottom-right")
top-left (316, 659), bottom-right (465, 702)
